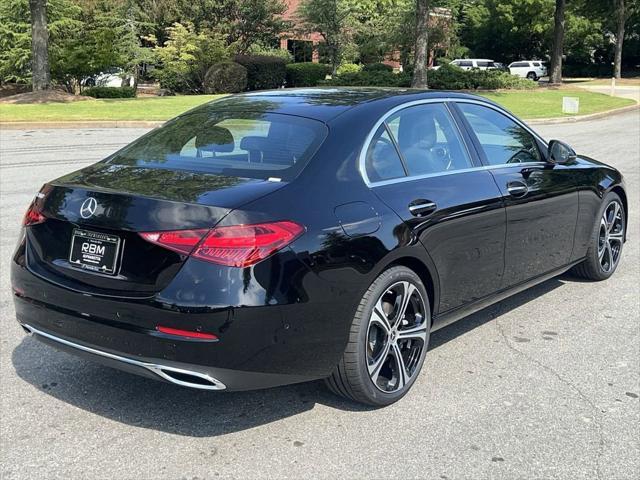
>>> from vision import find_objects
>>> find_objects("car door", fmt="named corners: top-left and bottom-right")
top-left (362, 101), bottom-right (506, 314)
top-left (453, 101), bottom-right (579, 287)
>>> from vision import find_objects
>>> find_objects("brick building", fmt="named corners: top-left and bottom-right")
top-left (279, 1), bottom-right (452, 68)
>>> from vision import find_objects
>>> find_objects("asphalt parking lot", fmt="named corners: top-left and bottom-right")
top-left (1, 111), bottom-right (639, 479)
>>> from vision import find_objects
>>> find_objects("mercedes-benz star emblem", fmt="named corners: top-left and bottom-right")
top-left (80, 197), bottom-right (98, 219)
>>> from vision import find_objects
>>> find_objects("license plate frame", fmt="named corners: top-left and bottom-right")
top-left (68, 228), bottom-right (121, 275)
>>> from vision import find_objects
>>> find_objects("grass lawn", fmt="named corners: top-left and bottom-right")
top-left (0, 95), bottom-right (223, 122)
top-left (479, 89), bottom-right (635, 118)
top-left (0, 89), bottom-right (635, 123)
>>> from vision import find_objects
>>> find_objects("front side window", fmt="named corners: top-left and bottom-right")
top-left (458, 61), bottom-right (473, 67)
top-left (108, 110), bottom-right (327, 181)
top-left (457, 103), bottom-right (541, 165)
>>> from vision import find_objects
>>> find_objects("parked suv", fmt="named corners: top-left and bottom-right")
top-left (432, 59), bottom-right (498, 71)
top-left (450, 59), bottom-right (498, 70)
top-left (508, 61), bottom-right (547, 81)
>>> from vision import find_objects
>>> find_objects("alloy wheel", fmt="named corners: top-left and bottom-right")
top-left (366, 281), bottom-right (428, 393)
top-left (598, 200), bottom-right (624, 273)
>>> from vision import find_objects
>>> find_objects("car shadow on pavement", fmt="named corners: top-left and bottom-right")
top-left (11, 275), bottom-right (568, 437)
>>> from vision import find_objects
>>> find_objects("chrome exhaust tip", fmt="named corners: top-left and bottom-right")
top-left (21, 323), bottom-right (226, 390)
top-left (148, 365), bottom-right (225, 390)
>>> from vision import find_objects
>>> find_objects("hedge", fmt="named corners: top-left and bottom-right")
top-left (322, 70), bottom-right (411, 87)
top-left (234, 54), bottom-right (287, 91)
top-left (83, 86), bottom-right (137, 98)
top-left (336, 63), bottom-right (361, 75)
top-left (428, 63), bottom-right (536, 90)
top-left (285, 63), bottom-right (332, 87)
top-left (204, 61), bottom-right (248, 93)
top-left (361, 63), bottom-right (394, 73)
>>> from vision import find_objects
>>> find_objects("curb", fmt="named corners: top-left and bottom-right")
top-left (1, 104), bottom-right (638, 130)
top-left (0, 120), bottom-right (165, 130)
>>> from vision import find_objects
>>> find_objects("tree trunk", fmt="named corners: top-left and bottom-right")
top-left (548, 0), bottom-right (565, 85)
top-left (29, 0), bottom-right (51, 91)
top-left (614, 0), bottom-right (625, 79)
top-left (411, 0), bottom-right (430, 88)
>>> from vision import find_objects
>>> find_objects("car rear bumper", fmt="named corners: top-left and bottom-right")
top-left (13, 293), bottom-right (318, 391)
top-left (11, 249), bottom-right (353, 391)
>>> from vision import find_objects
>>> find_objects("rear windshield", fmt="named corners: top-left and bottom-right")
top-left (107, 110), bottom-right (327, 181)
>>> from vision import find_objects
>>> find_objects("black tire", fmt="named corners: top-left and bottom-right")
top-left (325, 266), bottom-right (431, 407)
top-left (526, 72), bottom-right (538, 81)
top-left (572, 191), bottom-right (626, 281)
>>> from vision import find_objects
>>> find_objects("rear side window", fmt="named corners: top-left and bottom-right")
top-left (108, 110), bottom-right (327, 181)
top-left (387, 104), bottom-right (472, 175)
top-left (457, 103), bottom-right (541, 165)
top-left (365, 126), bottom-right (406, 182)
top-left (477, 61), bottom-right (490, 67)
top-left (365, 103), bottom-right (473, 182)
top-left (533, 62), bottom-right (541, 67)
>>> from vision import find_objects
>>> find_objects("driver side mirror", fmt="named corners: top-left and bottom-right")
top-left (548, 140), bottom-right (577, 164)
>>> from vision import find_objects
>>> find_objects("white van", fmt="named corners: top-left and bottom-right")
top-left (508, 61), bottom-right (548, 81)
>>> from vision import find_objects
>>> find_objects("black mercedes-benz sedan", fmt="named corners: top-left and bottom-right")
top-left (11, 88), bottom-right (627, 406)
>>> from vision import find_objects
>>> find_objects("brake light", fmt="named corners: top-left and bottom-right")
top-left (139, 221), bottom-right (305, 268)
top-left (22, 203), bottom-right (46, 226)
top-left (139, 229), bottom-right (208, 255)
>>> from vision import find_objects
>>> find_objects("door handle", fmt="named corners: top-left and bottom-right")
top-left (507, 181), bottom-right (528, 197)
top-left (409, 199), bottom-right (437, 217)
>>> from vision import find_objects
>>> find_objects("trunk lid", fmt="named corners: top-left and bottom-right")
top-left (26, 163), bottom-right (287, 297)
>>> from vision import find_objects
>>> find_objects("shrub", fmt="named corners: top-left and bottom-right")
top-left (152, 23), bottom-right (229, 94)
top-left (285, 63), bottom-right (331, 87)
top-left (83, 86), bottom-right (137, 98)
top-left (322, 70), bottom-right (411, 87)
top-left (234, 54), bottom-right (287, 91)
top-left (246, 45), bottom-right (294, 64)
top-left (427, 63), bottom-right (536, 90)
top-left (204, 61), bottom-right (248, 93)
top-left (427, 64), bottom-right (473, 89)
top-left (336, 63), bottom-right (362, 75)
top-left (362, 63), bottom-right (394, 73)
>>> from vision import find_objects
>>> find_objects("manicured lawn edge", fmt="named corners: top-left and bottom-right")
top-left (0, 90), bottom-right (635, 126)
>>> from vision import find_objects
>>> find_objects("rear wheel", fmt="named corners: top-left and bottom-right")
top-left (526, 72), bottom-right (538, 81)
top-left (325, 266), bottom-right (430, 406)
top-left (572, 192), bottom-right (625, 280)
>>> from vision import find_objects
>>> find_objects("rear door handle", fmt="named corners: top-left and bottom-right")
top-left (409, 199), bottom-right (437, 217)
top-left (507, 181), bottom-right (528, 197)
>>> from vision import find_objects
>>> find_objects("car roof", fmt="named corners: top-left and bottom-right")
top-left (197, 87), bottom-right (494, 122)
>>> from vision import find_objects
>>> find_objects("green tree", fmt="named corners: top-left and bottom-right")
top-left (549, 0), bottom-right (566, 84)
top-left (296, 0), bottom-right (354, 74)
top-left (149, 22), bottom-right (229, 93)
top-left (29, 0), bottom-right (51, 90)
top-left (412, 0), bottom-right (430, 87)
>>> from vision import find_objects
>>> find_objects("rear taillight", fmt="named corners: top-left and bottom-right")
top-left (139, 221), bottom-right (304, 268)
top-left (139, 229), bottom-right (209, 255)
top-left (22, 203), bottom-right (46, 226)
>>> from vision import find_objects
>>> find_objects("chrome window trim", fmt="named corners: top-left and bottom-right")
top-left (358, 97), bottom-right (548, 188)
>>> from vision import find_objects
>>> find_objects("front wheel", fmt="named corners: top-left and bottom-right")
top-left (572, 192), bottom-right (625, 280)
top-left (325, 266), bottom-right (430, 406)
